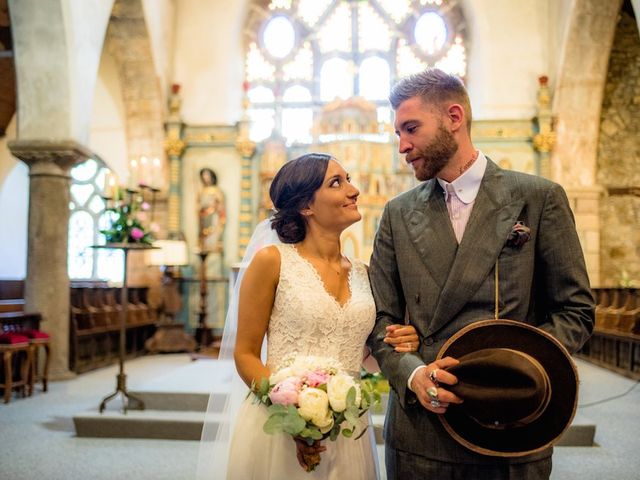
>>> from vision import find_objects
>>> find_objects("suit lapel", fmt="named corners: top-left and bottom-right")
top-left (426, 161), bottom-right (525, 336)
top-left (402, 180), bottom-right (458, 290)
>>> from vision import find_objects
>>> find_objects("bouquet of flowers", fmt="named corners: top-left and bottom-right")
top-left (100, 187), bottom-right (154, 245)
top-left (251, 355), bottom-right (380, 472)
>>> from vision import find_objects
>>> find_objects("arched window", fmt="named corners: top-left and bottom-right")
top-left (244, 0), bottom-right (468, 144)
top-left (68, 158), bottom-right (123, 282)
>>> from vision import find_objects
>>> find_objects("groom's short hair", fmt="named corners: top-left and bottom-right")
top-left (389, 68), bottom-right (472, 132)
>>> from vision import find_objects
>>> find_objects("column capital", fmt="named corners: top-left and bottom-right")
top-left (8, 139), bottom-right (94, 176)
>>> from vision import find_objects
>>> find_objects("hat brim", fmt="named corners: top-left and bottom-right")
top-left (436, 319), bottom-right (578, 457)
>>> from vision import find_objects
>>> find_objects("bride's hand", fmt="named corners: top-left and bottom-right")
top-left (384, 324), bottom-right (420, 353)
top-left (294, 437), bottom-right (326, 471)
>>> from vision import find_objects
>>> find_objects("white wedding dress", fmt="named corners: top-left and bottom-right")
top-left (226, 244), bottom-right (379, 479)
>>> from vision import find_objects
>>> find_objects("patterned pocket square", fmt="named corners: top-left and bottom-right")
top-left (506, 221), bottom-right (531, 248)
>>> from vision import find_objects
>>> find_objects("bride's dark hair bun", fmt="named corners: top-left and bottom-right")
top-left (269, 153), bottom-right (331, 243)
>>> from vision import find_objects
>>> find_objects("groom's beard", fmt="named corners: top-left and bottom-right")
top-left (407, 123), bottom-right (459, 181)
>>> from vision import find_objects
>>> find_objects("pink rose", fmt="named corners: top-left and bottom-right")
top-left (130, 227), bottom-right (145, 240)
top-left (305, 370), bottom-right (330, 388)
top-left (269, 377), bottom-right (301, 406)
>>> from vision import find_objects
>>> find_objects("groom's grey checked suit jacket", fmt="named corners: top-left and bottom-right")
top-left (368, 159), bottom-right (595, 466)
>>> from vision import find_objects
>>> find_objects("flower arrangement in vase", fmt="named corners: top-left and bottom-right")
top-left (100, 172), bottom-right (157, 246)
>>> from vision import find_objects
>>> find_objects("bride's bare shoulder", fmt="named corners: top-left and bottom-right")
top-left (246, 245), bottom-right (282, 279)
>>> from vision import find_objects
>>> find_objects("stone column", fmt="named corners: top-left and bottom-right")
top-left (564, 186), bottom-right (604, 287)
top-left (551, 0), bottom-right (622, 287)
top-left (8, 139), bottom-right (93, 379)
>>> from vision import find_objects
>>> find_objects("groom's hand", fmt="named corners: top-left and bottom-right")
top-left (410, 357), bottom-right (463, 414)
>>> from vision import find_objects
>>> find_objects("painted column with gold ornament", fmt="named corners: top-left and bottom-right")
top-left (235, 116), bottom-right (256, 259)
top-left (234, 81), bottom-right (257, 259)
top-left (8, 140), bottom-right (93, 379)
top-left (164, 84), bottom-right (186, 239)
top-left (533, 75), bottom-right (556, 179)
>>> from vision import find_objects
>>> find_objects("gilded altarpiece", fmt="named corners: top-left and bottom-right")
top-left (256, 98), bottom-right (541, 263)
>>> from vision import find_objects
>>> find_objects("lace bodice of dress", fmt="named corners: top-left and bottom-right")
top-left (267, 244), bottom-right (375, 375)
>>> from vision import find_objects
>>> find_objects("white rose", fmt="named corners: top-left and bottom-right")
top-left (314, 411), bottom-right (334, 433)
top-left (298, 388), bottom-right (330, 424)
top-left (327, 374), bottom-right (361, 412)
top-left (270, 366), bottom-right (294, 384)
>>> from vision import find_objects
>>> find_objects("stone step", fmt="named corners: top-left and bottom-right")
top-left (73, 410), bottom-right (220, 441)
top-left (73, 359), bottom-right (595, 446)
top-left (555, 414), bottom-right (596, 447)
top-left (73, 406), bottom-right (595, 447)
top-left (127, 390), bottom-right (221, 412)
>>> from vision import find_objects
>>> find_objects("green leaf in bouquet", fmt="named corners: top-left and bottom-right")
top-left (263, 414), bottom-right (285, 434)
top-left (329, 424), bottom-right (340, 441)
top-left (360, 389), bottom-right (371, 410)
top-left (282, 405), bottom-right (306, 435)
top-left (342, 428), bottom-right (353, 438)
top-left (344, 407), bottom-right (359, 428)
top-left (346, 386), bottom-right (357, 409)
top-left (257, 377), bottom-right (271, 397)
top-left (266, 404), bottom-right (288, 415)
top-left (301, 426), bottom-right (323, 441)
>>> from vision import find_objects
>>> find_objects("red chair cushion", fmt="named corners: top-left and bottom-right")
top-left (21, 329), bottom-right (50, 340)
top-left (0, 333), bottom-right (30, 344)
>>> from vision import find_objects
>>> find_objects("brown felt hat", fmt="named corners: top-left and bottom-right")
top-left (436, 319), bottom-right (578, 457)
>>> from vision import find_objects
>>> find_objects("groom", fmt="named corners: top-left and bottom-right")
top-left (368, 68), bottom-right (594, 479)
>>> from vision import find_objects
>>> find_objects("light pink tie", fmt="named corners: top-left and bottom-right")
top-left (445, 183), bottom-right (467, 243)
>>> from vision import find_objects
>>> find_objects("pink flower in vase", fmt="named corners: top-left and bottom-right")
top-left (141, 202), bottom-right (151, 211)
top-left (130, 227), bottom-right (145, 241)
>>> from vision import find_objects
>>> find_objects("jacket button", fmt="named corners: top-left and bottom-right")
top-left (423, 337), bottom-right (434, 346)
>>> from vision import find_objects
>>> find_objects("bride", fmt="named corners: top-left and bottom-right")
top-left (198, 153), bottom-right (419, 479)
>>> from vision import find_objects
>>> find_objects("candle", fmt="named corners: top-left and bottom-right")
top-left (152, 157), bottom-right (161, 190)
top-left (106, 173), bottom-right (116, 198)
top-left (140, 156), bottom-right (149, 187)
top-left (128, 159), bottom-right (139, 190)
top-left (110, 174), bottom-right (120, 201)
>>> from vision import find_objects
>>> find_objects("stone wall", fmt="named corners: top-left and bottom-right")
top-left (597, 5), bottom-right (640, 286)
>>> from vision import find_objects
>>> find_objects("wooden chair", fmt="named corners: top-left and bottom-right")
top-left (0, 333), bottom-right (32, 403)
top-left (70, 288), bottom-right (98, 371)
top-left (619, 289), bottom-right (640, 334)
top-left (604, 289), bottom-right (630, 331)
top-left (22, 329), bottom-right (51, 393)
top-left (594, 288), bottom-right (612, 329)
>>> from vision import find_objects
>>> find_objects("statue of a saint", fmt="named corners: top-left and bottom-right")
top-left (198, 168), bottom-right (226, 253)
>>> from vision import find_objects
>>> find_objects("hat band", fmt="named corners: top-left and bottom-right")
top-left (467, 350), bottom-right (552, 430)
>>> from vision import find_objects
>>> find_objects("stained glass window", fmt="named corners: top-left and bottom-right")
top-left (68, 158), bottom-right (123, 282)
top-left (247, 0), bottom-right (468, 144)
